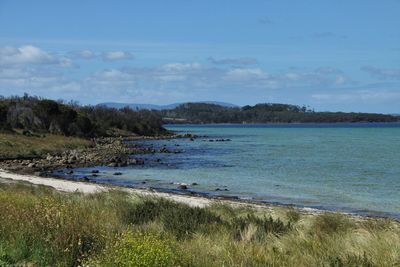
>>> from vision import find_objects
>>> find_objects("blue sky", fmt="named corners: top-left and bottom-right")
top-left (0, 0), bottom-right (399, 113)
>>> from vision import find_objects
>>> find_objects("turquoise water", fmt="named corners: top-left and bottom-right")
top-left (61, 123), bottom-right (400, 218)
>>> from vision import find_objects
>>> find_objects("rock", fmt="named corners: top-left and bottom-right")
top-left (113, 172), bottom-right (123, 175)
top-left (128, 158), bottom-right (137, 165)
top-left (118, 161), bottom-right (128, 167)
top-left (27, 163), bottom-right (36, 168)
top-left (66, 170), bottom-right (74, 175)
top-left (178, 184), bottom-right (188, 190)
top-left (82, 176), bottom-right (90, 182)
top-left (215, 188), bottom-right (229, 191)
top-left (191, 182), bottom-right (198, 186)
top-left (91, 170), bottom-right (99, 173)
top-left (92, 173), bottom-right (98, 177)
top-left (160, 147), bottom-right (170, 153)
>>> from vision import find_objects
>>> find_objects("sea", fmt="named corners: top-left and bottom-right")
top-left (55, 123), bottom-right (400, 219)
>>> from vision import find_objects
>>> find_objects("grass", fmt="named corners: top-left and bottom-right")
top-left (0, 132), bottom-right (90, 159)
top-left (0, 182), bottom-right (399, 266)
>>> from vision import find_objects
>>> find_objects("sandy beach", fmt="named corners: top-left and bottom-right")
top-left (0, 169), bottom-right (220, 208)
top-left (0, 168), bottom-right (350, 219)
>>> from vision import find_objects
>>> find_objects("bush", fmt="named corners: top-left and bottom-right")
top-left (231, 214), bottom-right (292, 241)
top-left (124, 198), bottom-right (222, 239)
top-left (160, 202), bottom-right (222, 239)
top-left (87, 230), bottom-right (187, 267)
top-left (328, 252), bottom-right (376, 267)
top-left (0, 95), bottom-right (168, 137)
top-left (286, 209), bottom-right (301, 223)
top-left (313, 213), bottom-right (353, 237)
top-left (0, 185), bottom-right (113, 266)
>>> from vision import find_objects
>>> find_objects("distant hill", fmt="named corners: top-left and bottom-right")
top-left (98, 101), bottom-right (238, 110)
top-left (160, 103), bottom-right (400, 124)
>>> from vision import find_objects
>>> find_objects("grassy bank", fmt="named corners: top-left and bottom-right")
top-left (0, 133), bottom-right (90, 159)
top-left (0, 182), bottom-right (399, 266)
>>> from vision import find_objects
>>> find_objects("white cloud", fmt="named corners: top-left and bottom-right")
top-left (0, 56), bottom-right (357, 105)
top-left (69, 50), bottom-right (96, 59)
top-left (208, 57), bottom-right (258, 65)
top-left (160, 62), bottom-right (201, 72)
top-left (312, 90), bottom-right (400, 103)
top-left (224, 68), bottom-right (268, 81)
top-left (361, 66), bottom-right (400, 80)
top-left (102, 51), bottom-right (134, 61)
top-left (0, 45), bottom-right (76, 69)
top-left (0, 45), bottom-right (57, 65)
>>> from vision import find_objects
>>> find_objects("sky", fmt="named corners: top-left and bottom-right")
top-left (0, 0), bottom-right (399, 113)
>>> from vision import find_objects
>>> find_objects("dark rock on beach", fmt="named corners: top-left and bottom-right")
top-left (215, 188), bottom-right (229, 192)
top-left (178, 184), bottom-right (188, 190)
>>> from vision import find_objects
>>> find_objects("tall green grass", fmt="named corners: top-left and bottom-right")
top-left (0, 182), bottom-right (399, 266)
top-left (0, 133), bottom-right (90, 159)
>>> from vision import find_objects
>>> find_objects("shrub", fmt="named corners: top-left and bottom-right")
top-left (286, 209), bottom-right (301, 223)
top-left (87, 230), bottom-right (188, 267)
top-left (231, 214), bottom-right (292, 241)
top-left (328, 252), bottom-right (376, 267)
top-left (124, 198), bottom-right (222, 239)
top-left (313, 213), bottom-right (353, 237)
top-left (160, 202), bottom-right (222, 239)
top-left (0, 185), bottom-right (113, 266)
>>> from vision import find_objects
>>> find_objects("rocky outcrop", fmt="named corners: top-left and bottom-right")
top-left (0, 137), bottom-right (153, 175)
top-left (0, 134), bottom-right (198, 176)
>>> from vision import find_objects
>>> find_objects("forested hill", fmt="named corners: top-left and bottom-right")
top-left (161, 103), bottom-right (399, 124)
top-left (0, 95), bottom-right (167, 137)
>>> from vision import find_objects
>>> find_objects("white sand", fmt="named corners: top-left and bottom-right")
top-left (0, 169), bottom-right (107, 193)
top-left (0, 169), bottom-right (360, 220)
top-left (0, 169), bottom-right (212, 208)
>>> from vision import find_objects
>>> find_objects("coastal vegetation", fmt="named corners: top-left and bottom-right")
top-left (0, 94), bottom-right (167, 138)
top-left (0, 181), bottom-right (399, 267)
top-left (161, 103), bottom-right (399, 123)
top-left (0, 94), bottom-right (168, 164)
top-left (0, 133), bottom-right (90, 160)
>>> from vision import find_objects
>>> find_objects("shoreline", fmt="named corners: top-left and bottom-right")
top-left (1, 133), bottom-right (398, 222)
top-left (0, 133), bottom-right (196, 176)
top-left (2, 168), bottom-right (398, 223)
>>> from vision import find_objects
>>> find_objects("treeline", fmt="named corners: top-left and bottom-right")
top-left (0, 95), bottom-right (167, 137)
top-left (160, 103), bottom-right (399, 123)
